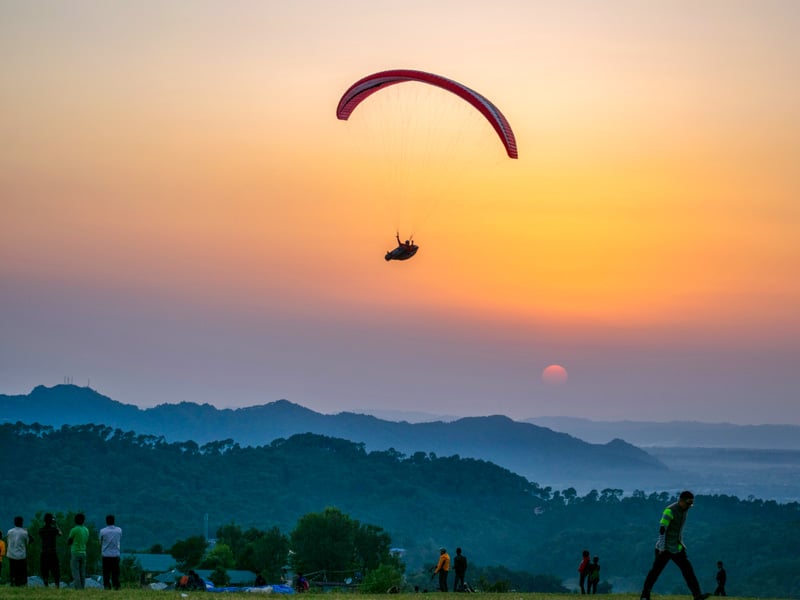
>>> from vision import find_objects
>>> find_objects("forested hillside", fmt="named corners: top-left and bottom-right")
top-left (2, 423), bottom-right (799, 598)
top-left (0, 385), bottom-right (666, 491)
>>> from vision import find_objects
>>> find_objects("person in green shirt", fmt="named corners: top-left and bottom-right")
top-left (640, 491), bottom-right (710, 600)
top-left (67, 513), bottom-right (89, 590)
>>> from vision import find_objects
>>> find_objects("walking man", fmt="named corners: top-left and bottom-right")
top-left (640, 491), bottom-right (711, 600)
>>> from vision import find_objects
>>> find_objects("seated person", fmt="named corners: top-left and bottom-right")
top-left (296, 572), bottom-right (309, 592)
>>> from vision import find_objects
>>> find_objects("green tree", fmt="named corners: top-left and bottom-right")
top-left (359, 563), bottom-right (404, 593)
top-left (478, 574), bottom-right (509, 592)
top-left (170, 535), bottom-right (208, 570)
top-left (215, 523), bottom-right (248, 560)
top-left (210, 566), bottom-right (230, 587)
top-left (353, 523), bottom-right (393, 572)
top-left (246, 526), bottom-right (291, 582)
top-left (291, 507), bottom-right (357, 574)
top-left (202, 542), bottom-right (235, 570)
top-left (121, 556), bottom-right (144, 587)
top-left (290, 507), bottom-right (394, 578)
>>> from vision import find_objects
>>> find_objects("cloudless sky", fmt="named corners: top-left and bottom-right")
top-left (2, 1), bottom-right (799, 424)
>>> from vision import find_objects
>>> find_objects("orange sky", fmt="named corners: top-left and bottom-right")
top-left (2, 1), bottom-right (799, 423)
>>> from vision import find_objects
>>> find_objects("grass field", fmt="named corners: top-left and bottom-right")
top-left (0, 591), bottom-right (769, 600)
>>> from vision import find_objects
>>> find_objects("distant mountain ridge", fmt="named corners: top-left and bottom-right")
top-left (526, 416), bottom-right (800, 450)
top-left (1, 385), bottom-right (665, 489)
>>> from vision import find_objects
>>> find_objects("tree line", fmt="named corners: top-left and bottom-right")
top-left (2, 422), bottom-right (799, 597)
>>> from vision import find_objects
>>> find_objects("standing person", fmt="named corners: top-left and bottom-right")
top-left (6, 516), bottom-right (31, 587)
top-left (639, 491), bottom-right (711, 600)
top-left (453, 547), bottom-right (467, 592)
top-left (68, 513), bottom-right (90, 590)
top-left (39, 513), bottom-right (63, 587)
top-left (578, 549), bottom-right (591, 594)
top-left (434, 547), bottom-right (450, 592)
top-left (586, 556), bottom-right (600, 594)
top-left (714, 561), bottom-right (727, 596)
top-left (100, 514), bottom-right (122, 590)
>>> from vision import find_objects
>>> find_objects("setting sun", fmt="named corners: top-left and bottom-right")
top-left (542, 364), bottom-right (568, 387)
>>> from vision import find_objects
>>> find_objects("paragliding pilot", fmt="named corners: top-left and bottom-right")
top-left (385, 233), bottom-right (419, 262)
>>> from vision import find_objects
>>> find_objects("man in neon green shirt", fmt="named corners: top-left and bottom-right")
top-left (640, 491), bottom-right (710, 600)
top-left (67, 513), bottom-right (90, 590)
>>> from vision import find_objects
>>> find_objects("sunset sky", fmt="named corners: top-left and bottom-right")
top-left (2, 1), bottom-right (799, 425)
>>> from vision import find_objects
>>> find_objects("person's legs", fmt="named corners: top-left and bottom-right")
top-left (72, 554), bottom-right (87, 590)
top-left (71, 555), bottom-right (81, 589)
top-left (8, 558), bottom-right (19, 586)
top-left (79, 555), bottom-right (87, 589)
top-left (672, 551), bottom-right (704, 598)
top-left (43, 552), bottom-right (60, 587)
top-left (103, 556), bottom-right (112, 589)
top-left (111, 556), bottom-right (121, 590)
top-left (52, 553), bottom-right (61, 588)
top-left (439, 569), bottom-right (448, 592)
top-left (12, 558), bottom-right (28, 586)
top-left (640, 551), bottom-right (671, 599)
top-left (41, 553), bottom-right (50, 586)
top-left (580, 572), bottom-right (587, 594)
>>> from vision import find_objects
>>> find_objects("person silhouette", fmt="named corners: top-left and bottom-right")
top-left (714, 561), bottom-right (727, 596)
top-left (578, 549), bottom-right (590, 594)
top-left (639, 491), bottom-right (711, 600)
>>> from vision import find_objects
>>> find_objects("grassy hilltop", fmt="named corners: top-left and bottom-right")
top-left (0, 591), bottom-right (773, 600)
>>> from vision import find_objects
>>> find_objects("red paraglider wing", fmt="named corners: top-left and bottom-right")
top-left (336, 69), bottom-right (518, 159)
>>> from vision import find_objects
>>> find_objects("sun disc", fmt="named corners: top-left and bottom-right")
top-left (542, 364), bottom-right (568, 386)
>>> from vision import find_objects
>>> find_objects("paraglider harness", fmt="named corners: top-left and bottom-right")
top-left (385, 233), bottom-right (418, 261)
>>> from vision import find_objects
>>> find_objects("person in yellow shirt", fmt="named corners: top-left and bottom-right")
top-left (434, 547), bottom-right (450, 592)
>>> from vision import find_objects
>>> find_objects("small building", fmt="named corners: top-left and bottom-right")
top-left (123, 553), bottom-right (178, 584)
top-left (153, 569), bottom-right (184, 586)
top-left (195, 569), bottom-right (259, 587)
top-left (123, 553), bottom-right (177, 574)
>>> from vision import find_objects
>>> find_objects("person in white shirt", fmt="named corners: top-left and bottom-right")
top-left (6, 516), bottom-right (31, 587)
top-left (99, 514), bottom-right (123, 590)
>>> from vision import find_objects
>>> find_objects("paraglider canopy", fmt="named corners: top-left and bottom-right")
top-left (337, 69), bottom-right (518, 159)
top-left (337, 69), bottom-right (517, 263)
